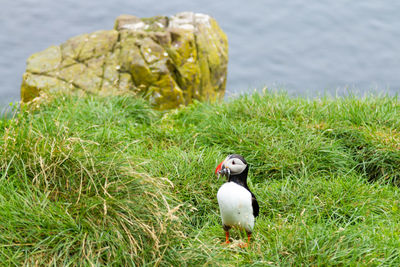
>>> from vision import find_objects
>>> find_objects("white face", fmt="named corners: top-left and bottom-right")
top-left (224, 156), bottom-right (247, 175)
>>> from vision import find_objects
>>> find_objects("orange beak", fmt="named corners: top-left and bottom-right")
top-left (215, 160), bottom-right (224, 175)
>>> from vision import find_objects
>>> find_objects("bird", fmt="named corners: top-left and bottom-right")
top-left (215, 154), bottom-right (259, 247)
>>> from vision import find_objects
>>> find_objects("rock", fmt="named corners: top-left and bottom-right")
top-left (21, 12), bottom-right (228, 109)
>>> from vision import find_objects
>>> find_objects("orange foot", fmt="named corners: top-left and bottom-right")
top-left (222, 231), bottom-right (230, 245)
top-left (238, 242), bottom-right (249, 248)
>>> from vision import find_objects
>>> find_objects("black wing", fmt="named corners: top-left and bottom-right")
top-left (251, 193), bottom-right (259, 217)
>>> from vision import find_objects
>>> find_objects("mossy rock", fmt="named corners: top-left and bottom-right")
top-left (21, 12), bottom-right (228, 109)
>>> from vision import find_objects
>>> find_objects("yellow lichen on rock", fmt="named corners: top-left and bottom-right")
top-left (20, 12), bottom-right (228, 109)
top-left (26, 45), bottom-right (62, 74)
top-left (21, 73), bottom-right (71, 103)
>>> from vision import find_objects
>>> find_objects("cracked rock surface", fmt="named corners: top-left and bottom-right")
top-left (21, 12), bottom-right (228, 109)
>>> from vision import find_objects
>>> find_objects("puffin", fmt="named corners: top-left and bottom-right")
top-left (215, 154), bottom-right (259, 247)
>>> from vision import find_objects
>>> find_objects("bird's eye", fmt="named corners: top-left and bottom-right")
top-left (232, 161), bottom-right (235, 165)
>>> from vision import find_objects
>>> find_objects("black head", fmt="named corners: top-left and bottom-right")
top-left (215, 154), bottom-right (249, 188)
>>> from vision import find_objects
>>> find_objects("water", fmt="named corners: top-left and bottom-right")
top-left (2, 0), bottom-right (400, 108)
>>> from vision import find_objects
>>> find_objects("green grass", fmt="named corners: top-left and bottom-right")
top-left (1, 91), bottom-right (400, 265)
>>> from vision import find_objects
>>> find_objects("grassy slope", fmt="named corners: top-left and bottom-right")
top-left (1, 92), bottom-right (400, 265)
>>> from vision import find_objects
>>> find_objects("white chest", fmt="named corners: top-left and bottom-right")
top-left (217, 182), bottom-right (255, 232)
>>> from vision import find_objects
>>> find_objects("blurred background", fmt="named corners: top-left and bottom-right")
top-left (2, 0), bottom-right (400, 109)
